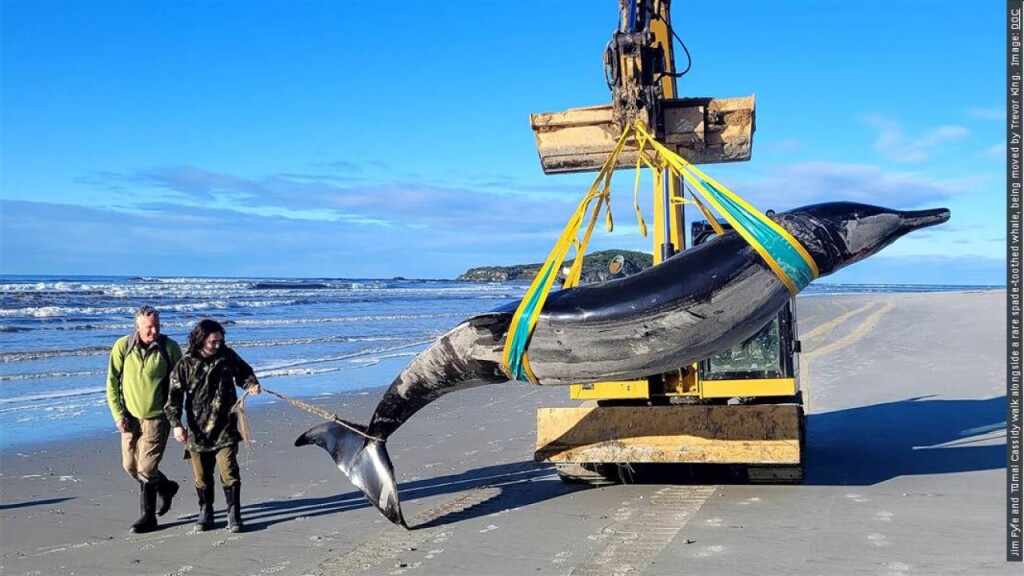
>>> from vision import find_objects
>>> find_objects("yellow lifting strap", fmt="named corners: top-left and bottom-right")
top-left (630, 120), bottom-right (818, 294)
top-left (501, 121), bottom-right (819, 384)
top-left (500, 126), bottom-right (632, 384)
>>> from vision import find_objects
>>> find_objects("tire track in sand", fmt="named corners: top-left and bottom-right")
top-left (800, 300), bottom-right (894, 409)
top-left (802, 300), bottom-right (894, 363)
top-left (315, 487), bottom-right (504, 575)
top-left (799, 302), bottom-right (874, 342)
top-left (563, 485), bottom-right (716, 576)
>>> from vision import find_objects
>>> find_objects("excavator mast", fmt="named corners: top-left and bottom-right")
top-left (531, 0), bottom-right (805, 484)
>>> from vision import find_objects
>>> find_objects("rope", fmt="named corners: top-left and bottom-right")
top-left (231, 386), bottom-right (384, 443)
top-left (234, 392), bottom-right (253, 466)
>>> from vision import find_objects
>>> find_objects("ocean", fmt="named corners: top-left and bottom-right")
top-left (0, 275), bottom-right (1002, 449)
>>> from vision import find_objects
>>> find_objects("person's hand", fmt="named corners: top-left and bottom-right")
top-left (116, 418), bottom-right (131, 433)
top-left (173, 426), bottom-right (188, 443)
top-left (248, 383), bottom-right (261, 395)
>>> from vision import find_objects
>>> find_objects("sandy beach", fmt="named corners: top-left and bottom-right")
top-left (0, 290), bottom-right (1013, 576)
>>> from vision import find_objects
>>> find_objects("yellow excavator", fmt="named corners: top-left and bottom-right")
top-left (530, 0), bottom-right (805, 484)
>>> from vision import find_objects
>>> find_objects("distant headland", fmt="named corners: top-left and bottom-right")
top-left (456, 249), bottom-right (653, 283)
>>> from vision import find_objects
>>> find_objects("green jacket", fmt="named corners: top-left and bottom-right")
top-left (165, 346), bottom-right (259, 452)
top-left (106, 334), bottom-right (183, 421)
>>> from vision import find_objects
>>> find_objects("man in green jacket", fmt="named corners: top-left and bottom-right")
top-left (106, 305), bottom-right (183, 533)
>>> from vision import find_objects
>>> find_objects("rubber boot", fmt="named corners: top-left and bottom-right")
top-left (195, 486), bottom-right (214, 532)
top-left (156, 472), bottom-right (179, 517)
top-left (223, 483), bottom-right (244, 533)
top-left (129, 481), bottom-right (159, 533)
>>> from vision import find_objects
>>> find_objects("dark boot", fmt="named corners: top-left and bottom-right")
top-left (156, 472), bottom-right (179, 517)
top-left (195, 486), bottom-right (214, 532)
top-left (129, 481), bottom-right (159, 533)
top-left (223, 483), bottom-right (244, 533)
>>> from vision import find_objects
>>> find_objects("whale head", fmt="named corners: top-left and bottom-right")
top-left (776, 202), bottom-right (950, 276)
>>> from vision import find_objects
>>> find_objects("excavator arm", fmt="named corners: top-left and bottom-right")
top-left (531, 0), bottom-right (755, 175)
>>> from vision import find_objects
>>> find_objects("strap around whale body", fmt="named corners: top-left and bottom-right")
top-left (501, 121), bottom-right (820, 384)
top-left (501, 126), bottom-right (633, 384)
top-left (632, 120), bottom-right (819, 294)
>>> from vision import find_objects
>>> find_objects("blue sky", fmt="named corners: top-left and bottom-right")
top-left (1, 0), bottom-right (1005, 284)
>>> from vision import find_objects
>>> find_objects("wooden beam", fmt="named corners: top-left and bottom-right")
top-left (530, 95), bottom-right (755, 174)
top-left (535, 404), bottom-right (801, 465)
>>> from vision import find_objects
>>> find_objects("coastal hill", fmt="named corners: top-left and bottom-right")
top-left (457, 249), bottom-right (653, 283)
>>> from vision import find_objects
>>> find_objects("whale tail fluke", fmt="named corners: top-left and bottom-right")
top-left (295, 421), bottom-right (407, 528)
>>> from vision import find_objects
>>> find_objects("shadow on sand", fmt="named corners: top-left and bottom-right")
top-left (234, 460), bottom-right (572, 531)
top-left (0, 497), bottom-right (75, 511)
top-left (804, 395), bottom-right (1006, 485)
top-left (564, 395), bottom-right (1008, 487)
top-left (224, 395), bottom-right (1006, 530)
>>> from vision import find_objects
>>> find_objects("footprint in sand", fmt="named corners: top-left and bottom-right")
top-left (246, 562), bottom-right (290, 575)
top-left (210, 536), bottom-right (242, 547)
top-left (552, 550), bottom-right (574, 564)
top-left (389, 561), bottom-right (422, 575)
top-left (882, 561), bottom-right (912, 575)
top-left (867, 533), bottom-right (890, 547)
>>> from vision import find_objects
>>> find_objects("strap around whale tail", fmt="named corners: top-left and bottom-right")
top-left (295, 421), bottom-right (407, 528)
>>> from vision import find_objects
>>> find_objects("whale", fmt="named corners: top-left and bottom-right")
top-left (295, 201), bottom-right (950, 527)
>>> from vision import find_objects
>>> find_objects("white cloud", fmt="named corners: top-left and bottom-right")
top-left (87, 165), bottom-right (584, 236)
top-left (966, 107), bottom-right (1005, 121)
top-left (727, 161), bottom-right (971, 211)
top-left (864, 116), bottom-right (970, 163)
top-left (983, 142), bottom-right (1006, 160)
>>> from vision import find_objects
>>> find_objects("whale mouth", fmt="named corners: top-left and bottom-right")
top-left (898, 208), bottom-right (951, 232)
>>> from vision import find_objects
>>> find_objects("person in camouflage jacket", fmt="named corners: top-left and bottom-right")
top-left (166, 319), bottom-right (260, 533)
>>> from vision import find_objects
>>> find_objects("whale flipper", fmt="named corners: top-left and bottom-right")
top-left (295, 421), bottom-right (406, 527)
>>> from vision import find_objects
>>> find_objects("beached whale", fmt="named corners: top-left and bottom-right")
top-left (296, 201), bottom-right (950, 527)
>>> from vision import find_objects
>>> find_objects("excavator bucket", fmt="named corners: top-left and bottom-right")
top-left (530, 95), bottom-right (755, 174)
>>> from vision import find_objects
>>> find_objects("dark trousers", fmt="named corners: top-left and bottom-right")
top-left (189, 444), bottom-right (240, 489)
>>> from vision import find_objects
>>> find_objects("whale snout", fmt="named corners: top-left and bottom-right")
top-left (898, 207), bottom-right (950, 232)
top-left (788, 201), bottom-right (953, 277)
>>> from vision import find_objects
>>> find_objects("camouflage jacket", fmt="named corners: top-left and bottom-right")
top-left (165, 346), bottom-right (259, 452)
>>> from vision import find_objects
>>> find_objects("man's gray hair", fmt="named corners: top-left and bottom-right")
top-left (134, 306), bottom-right (160, 321)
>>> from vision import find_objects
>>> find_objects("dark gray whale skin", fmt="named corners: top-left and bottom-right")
top-left (296, 201), bottom-right (950, 527)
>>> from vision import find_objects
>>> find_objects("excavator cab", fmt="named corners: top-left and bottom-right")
top-left (691, 220), bottom-right (802, 393)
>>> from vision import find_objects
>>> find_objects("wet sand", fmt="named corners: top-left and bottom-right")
top-left (0, 290), bottom-right (1013, 576)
